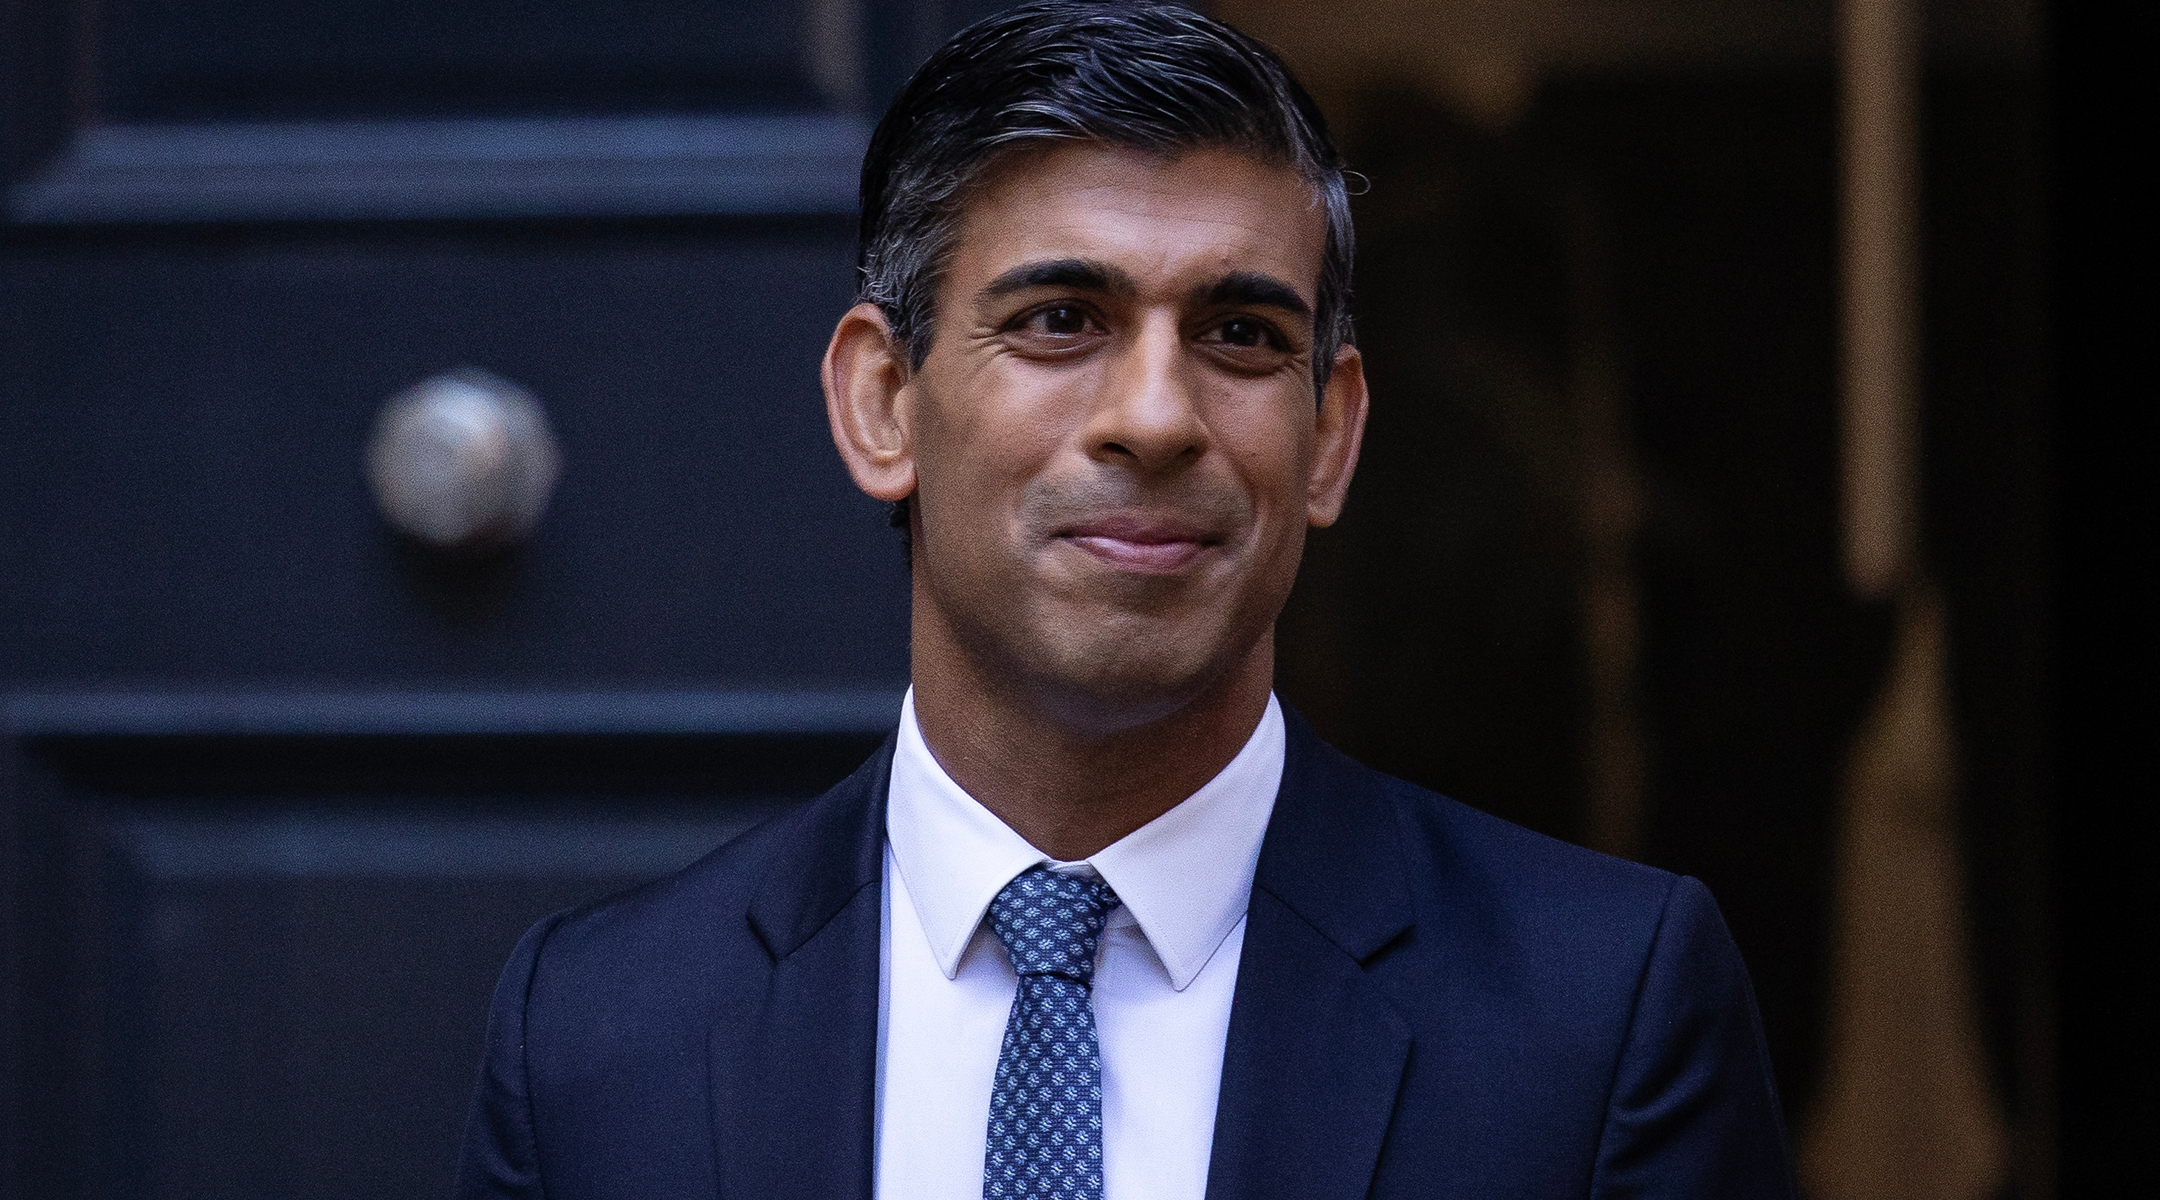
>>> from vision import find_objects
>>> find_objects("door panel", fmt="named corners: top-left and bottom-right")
top-left (12, 727), bottom-right (881, 1199)
top-left (103, 0), bottom-right (826, 118)
top-left (0, 228), bottom-right (907, 686)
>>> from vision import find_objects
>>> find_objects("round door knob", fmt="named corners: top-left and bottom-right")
top-left (366, 368), bottom-right (561, 549)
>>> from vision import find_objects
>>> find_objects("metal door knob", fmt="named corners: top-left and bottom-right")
top-left (366, 368), bottom-right (561, 549)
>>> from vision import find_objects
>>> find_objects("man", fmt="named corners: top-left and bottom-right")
top-left (459, 5), bottom-right (1797, 1198)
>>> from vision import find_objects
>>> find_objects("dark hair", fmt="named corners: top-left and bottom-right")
top-left (857, 0), bottom-right (1356, 553)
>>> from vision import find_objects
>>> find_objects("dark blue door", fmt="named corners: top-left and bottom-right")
top-left (1, 2), bottom-right (1002, 1194)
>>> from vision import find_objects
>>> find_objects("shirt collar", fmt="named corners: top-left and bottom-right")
top-left (885, 689), bottom-right (1284, 992)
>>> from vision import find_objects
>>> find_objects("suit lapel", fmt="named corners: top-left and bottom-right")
top-left (704, 712), bottom-right (1416, 1199)
top-left (1206, 708), bottom-right (1415, 1200)
top-left (709, 737), bottom-right (891, 1200)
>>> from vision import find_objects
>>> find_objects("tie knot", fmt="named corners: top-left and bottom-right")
top-left (986, 865), bottom-right (1120, 985)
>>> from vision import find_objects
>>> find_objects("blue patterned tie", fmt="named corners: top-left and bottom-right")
top-left (983, 865), bottom-right (1122, 1199)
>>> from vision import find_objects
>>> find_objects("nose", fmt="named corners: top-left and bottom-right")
top-left (1084, 310), bottom-right (1208, 474)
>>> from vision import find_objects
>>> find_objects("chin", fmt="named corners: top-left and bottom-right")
top-left (1015, 618), bottom-right (1247, 736)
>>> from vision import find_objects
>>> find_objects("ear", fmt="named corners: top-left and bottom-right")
top-left (823, 302), bottom-right (918, 503)
top-left (1306, 342), bottom-right (1368, 527)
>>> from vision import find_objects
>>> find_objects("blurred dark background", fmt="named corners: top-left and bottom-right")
top-left (0, 1), bottom-right (2137, 1197)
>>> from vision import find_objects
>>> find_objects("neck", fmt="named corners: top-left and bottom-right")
top-left (908, 609), bottom-right (1274, 862)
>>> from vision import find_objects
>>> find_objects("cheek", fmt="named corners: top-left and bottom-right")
top-left (913, 363), bottom-right (1077, 523)
top-left (1211, 394), bottom-right (1315, 526)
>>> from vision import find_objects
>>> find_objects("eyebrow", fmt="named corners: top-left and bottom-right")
top-left (1195, 271), bottom-right (1312, 320)
top-left (976, 259), bottom-right (1315, 323)
top-left (978, 258), bottom-right (1137, 300)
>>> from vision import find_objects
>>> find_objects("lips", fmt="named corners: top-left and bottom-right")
top-left (1054, 512), bottom-right (1219, 574)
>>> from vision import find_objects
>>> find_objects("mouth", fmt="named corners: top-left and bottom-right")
top-left (1053, 512), bottom-right (1221, 574)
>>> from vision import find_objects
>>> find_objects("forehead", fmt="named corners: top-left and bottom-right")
top-left (947, 143), bottom-right (1327, 300)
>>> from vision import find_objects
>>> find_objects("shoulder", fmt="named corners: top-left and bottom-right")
top-left (1301, 731), bottom-right (1706, 1011)
top-left (1291, 722), bottom-right (1685, 938)
top-left (510, 739), bottom-right (891, 1037)
top-left (460, 743), bottom-right (891, 1187)
top-left (1287, 740), bottom-right (1790, 1192)
top-left (519, 811), bottom-right (777, 997)
top-left (1384, 763), bottom-right (1681, 932)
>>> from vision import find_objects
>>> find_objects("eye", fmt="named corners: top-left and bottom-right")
top-left (1202, 314), bottom-right (1288, 353)
top-left (1027, 304), bottom-right (1092, 336)
top-left (1217, 316), bottom-right (1272, 348)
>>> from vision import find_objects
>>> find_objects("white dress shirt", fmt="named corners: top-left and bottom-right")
top-left (874, 689), bottom-right (1284, 1200)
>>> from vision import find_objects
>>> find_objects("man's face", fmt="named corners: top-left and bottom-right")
top-left (872, 144), bottom-right (1363, 731)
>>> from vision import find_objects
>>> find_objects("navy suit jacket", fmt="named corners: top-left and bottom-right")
top-left (459, 709), bottom-right (1798, 1198)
